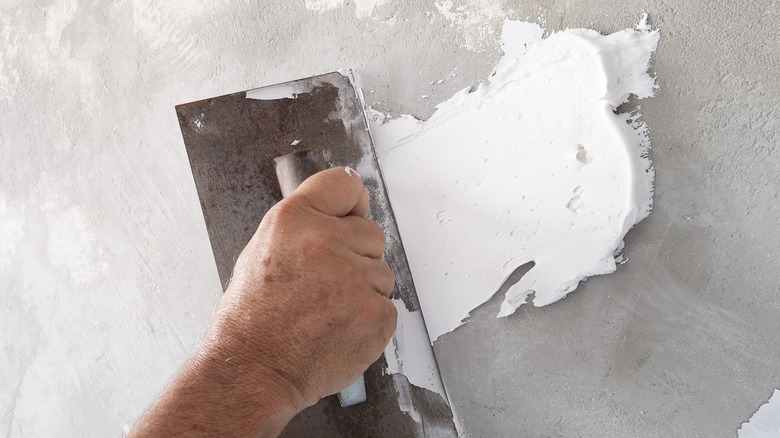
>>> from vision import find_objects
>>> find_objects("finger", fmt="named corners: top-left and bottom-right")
top-left (363, 258), bottom-right (396, 298)
top-left (340, 216), bottom-right (386, 259)
top-left (290, 167), bottom-right (370, 218)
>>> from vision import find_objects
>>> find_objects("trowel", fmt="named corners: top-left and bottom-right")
top-left (176, 72), bottom-right (456, 436)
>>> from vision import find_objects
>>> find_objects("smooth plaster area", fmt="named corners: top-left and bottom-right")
top-left (1, 1), bottom-right (777, 437)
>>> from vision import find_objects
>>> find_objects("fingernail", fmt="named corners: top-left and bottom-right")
top-left (345, 166), bottom-right (361, 178)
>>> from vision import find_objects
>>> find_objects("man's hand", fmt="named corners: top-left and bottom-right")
top-left (130, 167), bottom-right (397, 437)
top-left (213, 166), bottom-right (398, 406)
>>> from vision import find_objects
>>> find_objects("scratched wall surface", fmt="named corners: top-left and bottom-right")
top-left (1, 1), bottom-right (778, 437)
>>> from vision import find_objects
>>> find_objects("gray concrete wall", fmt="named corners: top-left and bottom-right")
top-left (1, 0), bottom-right (777, 436)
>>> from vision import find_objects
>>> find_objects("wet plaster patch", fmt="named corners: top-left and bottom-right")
top-left (372, 17), bottom-right (660, 342)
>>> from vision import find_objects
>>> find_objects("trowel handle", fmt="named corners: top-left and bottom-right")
top-left (273, 149), bottom-right (367, 408)
top-left (274, 150), bottom-right (329, 198)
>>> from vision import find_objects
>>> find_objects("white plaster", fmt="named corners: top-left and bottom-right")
top-left (383, 299), bottom-right (447, 399)
top-left (392, 374), bottom-right (422, 424)
top-left (246, 82), bottom-right (310, 100)
top-left (372, 20), bottom-right (660, 341)
top-left (739, 390), bottom-right (780, 438)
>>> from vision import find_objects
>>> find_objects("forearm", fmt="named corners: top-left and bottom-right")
top-left (129, 331), bottom-right (298, 438)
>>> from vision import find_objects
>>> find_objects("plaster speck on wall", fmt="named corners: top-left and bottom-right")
top-left (738, 389), bottom-right (780, 438)
top-left (372, 18), bottom-right (660, 342)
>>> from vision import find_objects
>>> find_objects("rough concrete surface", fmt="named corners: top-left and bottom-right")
top-left (1, 0), bottom-right (777, 437)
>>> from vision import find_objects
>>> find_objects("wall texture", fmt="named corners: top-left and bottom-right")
top-left (1, 0), bottom-right (777, 436)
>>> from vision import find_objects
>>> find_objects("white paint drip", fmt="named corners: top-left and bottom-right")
top-left (371, 19), bottom-right (660, 342)
top-left (738, 390), bottom-right (780, 438)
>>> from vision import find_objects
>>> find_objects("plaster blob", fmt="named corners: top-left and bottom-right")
top-left (371, 18), bottom-right (660, 342)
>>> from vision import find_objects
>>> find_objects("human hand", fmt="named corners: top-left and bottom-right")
top-left (129, 167), bottom-right (396, 437)
top-left (202, 166), bottom-right (398, 412)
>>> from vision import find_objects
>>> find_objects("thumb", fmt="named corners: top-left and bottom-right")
top-left (289, 167), bottom-right (370, 218)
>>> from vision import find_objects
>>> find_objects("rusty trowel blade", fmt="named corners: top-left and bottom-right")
top-left (175, 72), bottom-right (455, 436)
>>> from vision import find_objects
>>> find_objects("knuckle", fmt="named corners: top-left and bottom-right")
top-left (363, 295), bottom-right (385, 320)
top-left (381, 261), bottom-right (395, 281)
top-left (387, 306), bottom-right (398, 330)
top-left (369, 221), bottom-right (387, 246)
top-left (300, 191), bottom-right (328, 212)
top-left (360, 261), bottom-right (384, 294)
top-left (267, 198), bottom-right (302, 224)
top-left (384, 280), bottom-right (396, 297)
top-left (364, 296), bottom-right (396, 329)
top-left (385, 300), bottom-right (398, 324)
top-left (381, 301), bottom-right (398, 342)
top-left (379, 263), bottom-right (396, 295)
top-left (303, 228), bottom-right (336, 254)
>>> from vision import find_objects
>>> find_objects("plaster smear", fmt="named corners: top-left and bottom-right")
top-left (383, 299), bottom-right (446, 398)
top-left (738, 390), bottom-right (780, 438)
top-left (371, 18), bottom-right (659, 342)
top-left (246, 82), bottom-right (313, 100)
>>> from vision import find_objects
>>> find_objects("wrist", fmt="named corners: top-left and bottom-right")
top-left (131, 323), bottom-right (301, 438)
top-left (191, 321), bottom-right (303, 433)
top-left (167, 348), bottom-right (298, 437)
top-left (204, 291), bottom-right (320, 412)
